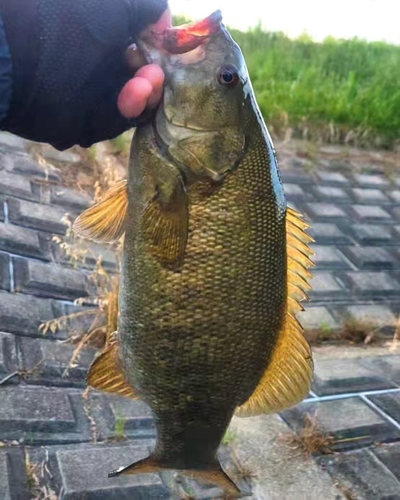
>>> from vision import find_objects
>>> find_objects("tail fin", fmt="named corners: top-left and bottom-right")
top-left (108, 455), bottom-right (245, 498)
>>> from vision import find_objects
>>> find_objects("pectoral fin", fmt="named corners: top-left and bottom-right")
top-left (142, 173), bottom-right (189, 266)
top-left (73, 180), bottom-right (128, 243)
top-left (235, 207), bottom-right (314, 417)
top-left (87, 332), bottom-right (138, 399)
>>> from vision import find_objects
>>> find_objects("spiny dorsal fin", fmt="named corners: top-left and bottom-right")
top-left (235, 207), bottom-right (314, 417)
top-left (87, 331), bottom-right (138, 399)
top-left (73, 180), bottom-right (128, 243)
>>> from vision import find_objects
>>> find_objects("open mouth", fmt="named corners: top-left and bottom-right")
top-left (139, 11), bottom-right (222, 66)
top-left (163, 11), bottom-right (223, 55)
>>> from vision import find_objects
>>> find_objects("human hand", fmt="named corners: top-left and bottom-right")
top-left (0, 0), bottom-right (170, 150)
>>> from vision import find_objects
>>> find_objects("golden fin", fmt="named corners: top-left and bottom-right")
top-left (286, 206), bottom-right (310, 230)
top-left (235, 207), bottom-right (314, 417)
top-left (142, 177), bottom-right (189, 266)
top-left (108, 455), bottom-right (160, 477)
top-left (87, 332), bottom-right (138, 399)
top-left (73, 180), bottom-right (128, 243)
top-left (235, 314), bottom-right (313, 416)
top-left (109, 456), bottom-right (243, 497)
top-left (188, 467), bottom-right (243, 498)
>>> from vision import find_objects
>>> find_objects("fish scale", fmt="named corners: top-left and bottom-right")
top-left (74, 10), bottom-right (314, 498)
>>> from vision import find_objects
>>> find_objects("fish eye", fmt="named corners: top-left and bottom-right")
top-left (218, 65), bottom-right (239, 87)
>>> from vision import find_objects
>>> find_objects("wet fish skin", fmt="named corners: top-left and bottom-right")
top-left (75, 11), bottom-right (313, 497)
top-left (121, 16), bottom-right (286, 476)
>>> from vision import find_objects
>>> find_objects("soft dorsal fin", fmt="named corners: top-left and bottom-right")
top-left (87, 331), bottom-right (138, 399)
top-left (235, 207), bottom-right (314, 417)
top-left (73, 180), bottom-right (128, 243)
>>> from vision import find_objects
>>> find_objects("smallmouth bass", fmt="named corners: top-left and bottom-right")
top-left (74, 11), bottom-right (314, 497)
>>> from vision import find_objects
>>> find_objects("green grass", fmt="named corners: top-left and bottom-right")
top-left (114, 411), bottom-right (127, 440)
top-left (222, 428), bottom-right (237, 445)
top-left (233, 27), bottom-right (400, 147)
top-left (173, 16), bottom-right (400, 147)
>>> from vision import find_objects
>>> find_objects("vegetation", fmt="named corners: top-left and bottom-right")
top-left (280, 414), bottom-right (334, 457)
top-left (114, 412), bottom-right (127, 441)
top-left (175, 15), bottom-right (400, 148)
top-left (40, 177), bottom-right (121, 363)
top-left (305, 316), bottom-right (398, 345)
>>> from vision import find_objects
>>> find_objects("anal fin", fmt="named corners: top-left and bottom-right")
top-left (87, 332), bottom-right (138, 399)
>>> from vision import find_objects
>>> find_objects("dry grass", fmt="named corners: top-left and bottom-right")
top-left (229, 449), bottom-right (256, 485)
top-left (26, 451), bottom-right (58, 500)
top-left (280, 414), bottom-right (334, 457)
top-left (0, 440), bottom-right (19, 447)
top-left (0, 359), bottom-right (45, 386)
top-left (306, 315), bottom-right (400, 347)
top-left (39, 163), bottom-right (124, 369)
top-left (340, 318), bottom-right (379, 345)
top-left (40, 231), bottom-right (120, 344)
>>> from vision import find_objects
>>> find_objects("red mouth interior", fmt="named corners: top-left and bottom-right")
top-left (163, 10), bottom-right (222, 55)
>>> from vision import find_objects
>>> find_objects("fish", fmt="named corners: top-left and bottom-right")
top-left (73, 10), bottom-right (314, 497)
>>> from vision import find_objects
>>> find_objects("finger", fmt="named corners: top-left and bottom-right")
top-left (147, 87), bottom-right (163, 109)
top-left (135, 64), bottom-right (165, 96)
top-left (118, 76), bottom-right (153, 118)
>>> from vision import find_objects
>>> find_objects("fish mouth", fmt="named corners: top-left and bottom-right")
top-left (141, 11), bottom-right (223, 55)
top-left (163, 10), bottom-right (223, 54)
top-left (139, 11), bottom-right (223, 67)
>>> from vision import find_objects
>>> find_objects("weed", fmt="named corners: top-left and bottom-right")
top-left (39, 169), bottom-right (123, 367)
top-left (26, 451), bottom-right (58, 500)
top-left (305, 315), bottom-right (398, 346)
top-left (230, 449), bottom-right (256, 484)
top-left (0, 440), bottom-right (19, 447)
top-left (222, 429), bottom-right (237, 446)
top-left (110, 131), bottom-right (133, 159)
top-left (336, 484), bottom-right (359, 500)
top-left (114, 411), bottom-right (127, 441)
top-left (340, 318), bottom-right (376, 344)
top-left (280, 414), bottom-right (334, 457)
top-left (82, 395), bottom-right (98, 443)
top-left (0, 360), bottom-right (45, 386)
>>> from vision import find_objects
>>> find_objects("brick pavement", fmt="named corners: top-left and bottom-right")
top-left (0, 132), bottom-right (399, 499)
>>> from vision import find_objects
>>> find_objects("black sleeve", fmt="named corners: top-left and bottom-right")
top-left (0, 0), bottom-right (168, 150)
top-left (0, 14), bottom-right (12, 126)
